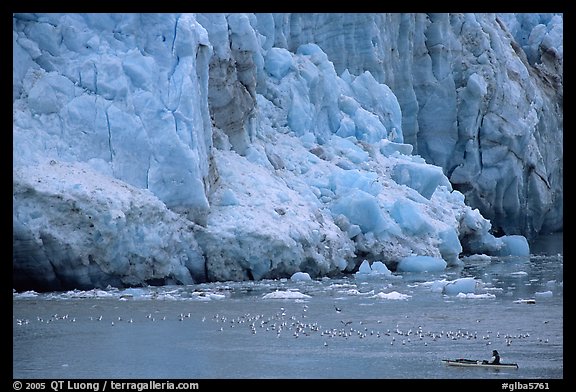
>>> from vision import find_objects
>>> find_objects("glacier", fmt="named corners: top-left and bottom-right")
top-left (12, 13), bottom-right (562, 291)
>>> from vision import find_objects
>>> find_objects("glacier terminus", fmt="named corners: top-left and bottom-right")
top-left (12, 13), bottom-right (562, 291)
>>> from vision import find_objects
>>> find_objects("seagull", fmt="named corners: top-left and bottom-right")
top-left (334, 305), bottom-right (342, 313)
top-left (341, 320), bottom-right (352, 326)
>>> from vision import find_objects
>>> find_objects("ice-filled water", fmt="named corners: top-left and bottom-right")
top-left (13, 234), bottom-right (562, 379)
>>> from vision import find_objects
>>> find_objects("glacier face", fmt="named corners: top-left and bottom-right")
top-left (12, 13), bottom-right (562, 290)
top-left (268, 13), bottom-right (563, 237)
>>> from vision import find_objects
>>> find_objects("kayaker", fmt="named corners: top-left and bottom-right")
top-left (489, 350), bottom-right (500, 364)
top-left (482, 350), bottom-right (500, 365)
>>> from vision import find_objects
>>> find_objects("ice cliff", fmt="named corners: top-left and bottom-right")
top-left (13, 13), bottom-right (562, 290)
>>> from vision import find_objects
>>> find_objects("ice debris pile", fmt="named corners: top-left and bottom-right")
top-left (13, 13), bottom-right (559, 290)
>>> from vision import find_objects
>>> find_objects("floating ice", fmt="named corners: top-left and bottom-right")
top-left (13, 290), bottom-right (38, 298)
top-left (355, 260), bottom-right (400, 280)
top-left (262, 290), bottom-right (312, 299)
top-left (371, 291), bottom-right (411, 300)
top-left (396, 255), bottom-right (447, 272)
top-left (535, 290), bottom-right (553, 298)
top-left (461, 254), bottom-right (492, 263)
top-left (455, 292), bottom-right (495, 299)
top-left (497, 235), bottom-right (531, 257)
top-left (426, 279), bottom-right (451, 293)
top-left (207, 293), bottom-right (226, 300)
top-left (290, 272), bottom-right (313, 282)
top-left (371, 261), bottom-right (392, 275)
top-left (442, 277), bottom-right (480, 295)
top-left (340, 289), bottom-right (375, 296)
top-left (514, 298), bottom-right (536, 304)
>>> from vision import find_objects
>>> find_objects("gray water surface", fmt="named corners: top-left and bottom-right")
top-left (13, 236), bottom-right (563, 380)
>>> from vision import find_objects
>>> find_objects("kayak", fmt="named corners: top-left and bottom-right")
top-left (443, 359), bottom-right (518, 369)
top-left (443, 359), bottom-right (519, 369)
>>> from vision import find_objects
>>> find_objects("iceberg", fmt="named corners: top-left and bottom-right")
top-left (355, 260), bottom-right (400, 280)
top-left (290, 272), bottom-right (313, 282)
top-left (496, 235), bottom-right (531, 257)
top-left (442, 277), bottom-right (480, 295)
top-left (371, 291), bottom-right (411, 300)
top-left (262, 290), bottom-right (311, 299)
top-left (396, 255), bottom-right (447, 273)
top-left (13, 13), bottom-right (561, 290)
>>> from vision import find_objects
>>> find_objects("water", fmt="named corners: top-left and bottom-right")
top-left (13, 234), bottom-right (563, 380)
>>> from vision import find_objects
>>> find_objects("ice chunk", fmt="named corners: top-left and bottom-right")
top-left (426, 279), bottom-right (450, 293)
top-left (349, 71), bottom-right (403, 143)
top-left (455, 293), bottom-right (495, 299)
top-left (379, 140), bottom-right (413, 156)
top-left (355, 260), bottom-right (397, 280)
top-left (371, 261), bottom-right (392, 275)
top-left (496, 235), bottom-right (530, 257)
top-left (265, 47), bottom-right (293, 79)
top-left (356, 260), bottom-right (392, 277)
top-left (329, 137), bottom-right (370, 164)
top-left (336, 116), bottom-right (356, 138)
top-left (331, 189), bottom-right (385, 233)
top-left (13, 290), bottom-right (39, 299)
top-left (438, 228), bottom-right (463, 265)
top-left (443, 277), bottom-right (479, 295)
top-left (396, 255), bottom-right (447, 272)
top-left (290, 272), bottom-right (312, 282)
top-left (262, 290), bottom-right (311, 299)
top-left (535, 290), bottom-right (553, 298)
top-left (390, 199), bottom-right (433, 236)
top-left (352, 107), bottom-right (388, 143)
top-left (391, 161), bottom-right (452, 199)
top-left (357, 260), bottom-right (372, 274)
top-left (371, 291), bottom-right (411, 300)
top-left (329, 168), bottom-right (380, 196)
top-left (296, 43), bottom-right (329, 64)
top-left (514, 298), bottom-right (536, 304)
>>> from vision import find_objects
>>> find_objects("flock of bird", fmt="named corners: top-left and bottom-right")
top-left (204, 304), bottom-right (545, 347)
top-left (14, 302), bottom-right (551, 347)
